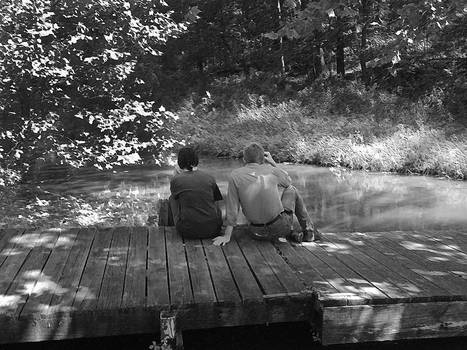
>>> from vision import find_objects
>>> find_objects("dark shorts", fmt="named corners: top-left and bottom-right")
top-left (248, 212), bottom-right (293, 241)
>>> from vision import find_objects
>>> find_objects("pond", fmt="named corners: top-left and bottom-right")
top-left (3, 158), bottom-right (465, 232)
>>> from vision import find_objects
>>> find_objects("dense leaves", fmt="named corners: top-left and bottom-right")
top-left (0, 0), bottom-right (187, 184)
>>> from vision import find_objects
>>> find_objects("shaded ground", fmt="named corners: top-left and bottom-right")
top-left (1, 323), bottom-right (466, 350)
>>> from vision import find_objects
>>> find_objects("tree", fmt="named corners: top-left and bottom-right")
top-left (0, 0), bottom-right (187, 182)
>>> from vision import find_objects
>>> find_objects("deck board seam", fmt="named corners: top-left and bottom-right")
top-left (321, 237), bottom-right (420, 300)
top-left (181, 234), bottom-right (196, 303)
top-left (45, 228), bottom-right (82, 311)
top-left (16, 230), bottom-right (60, 317)
top-left (298, 245), bottom-right (349, 294)
top-left (163, 226), bottom-right (171, 306)
top-left (253, 241), bottom-right (292, 293)
top-left (318, 239), bottom-right (395, 299)
top-left (145, 227), bottom-right (149, 300)
top-left (219, 242), bottom-right (244, 301)
top-left (273, 242), bottom-right (313, 291)
top-left (70, 228), bottom-right (98, 308)
top-left (290, 244), bottom-right (341, 294)
top-left (119, 227), bottom-right (132, 308)
top-left (374, 234), bottom-right (467, 294)
top-left (2, 230), bottom-right (38, 305)
top-left (341, 232), bottom-right (455, 297)
top-left (95, 228), bottom-right (115, 307)
top-left (234, 238), bottom-right (266, 295)
top-left (200, 239), bottom-right (219, 303)
top-left (0, 228), bottom-right (26, 268)
top-left (420, 230), bottom-right (467, 254)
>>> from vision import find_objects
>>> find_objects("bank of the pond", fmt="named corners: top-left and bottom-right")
top-left (175, 81), bottom-right (467, 180)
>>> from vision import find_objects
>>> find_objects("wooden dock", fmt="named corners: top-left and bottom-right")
top-left (0, 226), bottom-right (466, 345)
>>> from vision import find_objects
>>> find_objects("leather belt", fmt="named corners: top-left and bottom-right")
top-left (250, 211), bottom-right (284, 227)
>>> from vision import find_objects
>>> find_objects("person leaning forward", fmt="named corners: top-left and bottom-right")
top-left (212, 142), bottom-right (322, 246)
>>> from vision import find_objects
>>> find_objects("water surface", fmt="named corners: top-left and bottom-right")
top-left (36, 158), bottom-right (467, 232)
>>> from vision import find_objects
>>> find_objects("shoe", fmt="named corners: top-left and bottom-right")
top-left (312, 228), bottom-right (323, 241)
top-left (303, 228), bottom-right (323, 242)
top-left (290, 231), bottom-right (303, 243)
top-left (302, 229), bottom-right (314, 242)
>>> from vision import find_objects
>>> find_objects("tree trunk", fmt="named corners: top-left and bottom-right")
top-left (336, 16), bottom-right (345, 77)
top-left (277, 0), bottom-right (286, 74)
top-left (359, 0), bottom-right (369, 84)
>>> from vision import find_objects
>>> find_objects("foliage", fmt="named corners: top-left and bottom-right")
top-left (0, 0), bottom-right (188, 185)
top-left (175, 77), bottom-right (467, 179)
top-left (159, 1), bottom-right (466, 122)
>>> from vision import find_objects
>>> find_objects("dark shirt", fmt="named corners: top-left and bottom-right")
top-left (170, 170), bottom-right (223, 238)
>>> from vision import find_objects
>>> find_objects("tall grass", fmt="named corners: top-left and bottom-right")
top-left (175, 77), bottom-right (467, 180)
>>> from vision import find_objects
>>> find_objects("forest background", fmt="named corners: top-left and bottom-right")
top-left (0, 0), bottom-right (466, 190)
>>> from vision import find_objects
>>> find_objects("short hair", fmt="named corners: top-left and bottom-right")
top-left (177, 146), bottom-right (199, 171)
top-left (243, 142), bottom-right (264, 164)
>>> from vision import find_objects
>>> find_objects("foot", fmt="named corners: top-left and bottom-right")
top-left (303, 228), bottom-right (322, 242)
top-left (290, 231), bottom-right (303, 243)
top-left (312, 228), bottom-right (323, 241)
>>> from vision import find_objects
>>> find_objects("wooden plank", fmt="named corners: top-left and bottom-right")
top-left (0, 228), bottom-right (39, 298)
top-left (291, 244), bottom-right (370, 305)
top-left (1, 229), bottom-right (61, 317)
top-left (373, 233), bottom-right (467, 296)
top-left (73, 227), bottom-right (114, 311)
top-left (97, 227), bottom-right (130, 310)
top-left (398, 230), bottom-right (467, 276)
top-left (418, 230), bottom-right (467, 279)
top-left (165, 226), bottom-right (193, 305)
top-left (122, 226), bottom-right (148, 308)
top-left (303, 243), bottom-right (388, 301)
top-left (253, 240), bottom-right (304, 294)
top-left (221, 237), bottom-right (263, 301)
top-left (1, 295), bottom-right (313, 344)
top-left (325, 232), bottom-right (451, 299)
top-left (316, 239), bottom-right (410, 300)
top-left (322, 301), bottom-right (467, 345)
top-left (147, 226), bottom-right (169, 306)
top-left (0, 229), bottom-right (25, 267)
top-left (19, 228), bottom-right (79, 317)
top-left (420, 230), bottom-right (467, 253)
top-left (184, 239), bottom-right (216, 304)
top-left (48, 228), bottom-right (96, 313)
top-left (275, 241), bottom-right (339, 296)
top-left (320, 234), bottom-right (444, 300)
top-left (201, 239), bottom-right (241, 303)
top-left (235, 235), bottom-right (286, 296)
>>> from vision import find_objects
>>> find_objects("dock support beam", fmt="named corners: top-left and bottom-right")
top-left (160, 310), bottom-right (183, 350)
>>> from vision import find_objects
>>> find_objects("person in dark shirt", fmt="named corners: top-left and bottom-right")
top-left (169, 147), bottom-right (223, 239)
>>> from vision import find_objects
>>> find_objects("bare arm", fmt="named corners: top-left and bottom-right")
top-left (265, 151), bottom-right (292, 187)
top-left (212, 174), bottom-right (239, 246)
top-left (212, 225), bottom-right (233, 246)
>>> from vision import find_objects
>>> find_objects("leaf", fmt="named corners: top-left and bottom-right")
top-left (264, 32), bottom-right (279, 40)
top-left (185, 6), bottom-right (201, 22)
top-left (283, 0), bottom-right (297, 9)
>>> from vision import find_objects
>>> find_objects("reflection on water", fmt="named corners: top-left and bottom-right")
top-left (39, 159), bottom-right (467, 232)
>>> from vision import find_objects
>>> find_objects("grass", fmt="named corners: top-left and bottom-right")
top-left (175, 76), bottom-right (467, 180)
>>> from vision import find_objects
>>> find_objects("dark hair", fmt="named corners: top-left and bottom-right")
top-left (243, 142), bottom-right (264, 164)
top-left (177, 147), bottom-right (199, 171)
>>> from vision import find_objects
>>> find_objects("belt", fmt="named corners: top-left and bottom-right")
top-left (250, 211), bottom-right (284, 227)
